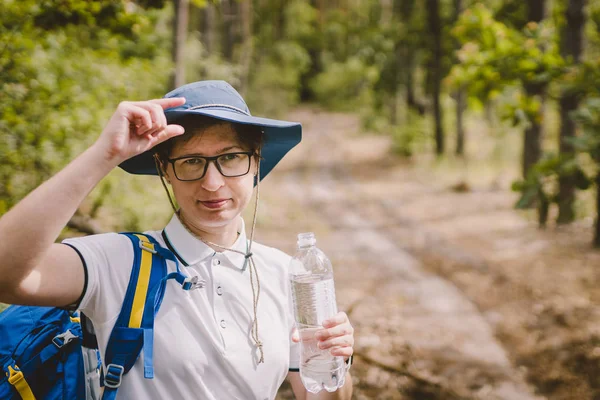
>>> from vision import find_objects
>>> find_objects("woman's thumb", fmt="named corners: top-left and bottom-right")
top-left (291, 328), bottom-right (300, 343)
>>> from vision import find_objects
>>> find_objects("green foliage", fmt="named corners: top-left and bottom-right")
top-left (310, 57), bottom-right (379, 111)
top-left (247, 41), bottom-right (311, 116)
top-left (391, 110), bottom-right (429, 158)
top-left (448, 4), bottom-right (564, 107)
top-left (0, 1), bottom-right (172, 221)
top-left (571, 97), bottom-right (600, 162)
top-left (512, 153), bottom-right (592, 227)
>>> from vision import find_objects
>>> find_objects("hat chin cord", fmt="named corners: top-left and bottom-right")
top-left (154, 153), bottom-right (265, 364)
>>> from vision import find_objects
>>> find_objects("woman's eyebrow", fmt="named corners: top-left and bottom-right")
top-left (177, 145), bottom-right (244, 157)
top-left (217, 145), bottom-right (243, 153)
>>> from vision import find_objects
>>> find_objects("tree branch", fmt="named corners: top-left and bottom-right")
top-left (67, 214), bottom-right (104, 235)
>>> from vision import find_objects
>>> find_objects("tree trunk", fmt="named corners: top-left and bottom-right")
top-left (455, 89), bottom-right (466, 156)
top-left (171, 0), bottom-right (189, 89)
top-left (427, 0), bottom-right (444, 155)
top-left (595, 172), bottom-right (600, 247)
top-left (200, 3), bottom-right (215, 55)
top-left (221, 0), bottom-right (238, 62)
top-left (68, 214), bottom-right (104, 235)
top-left (527, 0), bottom-right (545, 22)
top-left (523, 84), bottom-right (544, 179)
top-left (522, 0), bottom-right (545, 178)
top-left (300, 0), bottom-right (323, 101)
top-left (238, 0), bottom-right (253, 97)
top-left (557, 0), bottom-right (585, 224)
top-left (453, 0), bottom-right (465, 156)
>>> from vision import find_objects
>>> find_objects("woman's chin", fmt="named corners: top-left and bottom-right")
top-left (191, 209), bottom-right (237, 229)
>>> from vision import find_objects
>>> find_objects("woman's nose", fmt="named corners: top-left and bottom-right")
top-left (201, 161), bottom-right (225, 190)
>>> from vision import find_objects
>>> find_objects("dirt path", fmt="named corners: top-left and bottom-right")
top-left (263, 108), bottom-right (545, 399)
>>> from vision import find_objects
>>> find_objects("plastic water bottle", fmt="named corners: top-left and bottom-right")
top-left (289, 232), bottom-right (346, 393)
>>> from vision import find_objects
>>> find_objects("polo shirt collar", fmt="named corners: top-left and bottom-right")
top-left (162, 214), bottom-right (250, 271)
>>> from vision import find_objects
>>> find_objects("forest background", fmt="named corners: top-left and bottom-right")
top-left (3, 0), bottom-right (600, 246)
top-left (2, 0), bottom-right (600, 244)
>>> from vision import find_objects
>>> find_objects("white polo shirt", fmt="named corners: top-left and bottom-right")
top-left (63, 215), bottom-right (299, 400)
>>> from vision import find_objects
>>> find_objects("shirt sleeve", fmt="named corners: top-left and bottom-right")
top-left (62, 233), bottom-right (134, 325)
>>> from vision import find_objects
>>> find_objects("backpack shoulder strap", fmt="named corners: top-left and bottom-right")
top-left (101, 233), bottom-right (169, 400)
top-left (101, 233), bottom-right (198, 400)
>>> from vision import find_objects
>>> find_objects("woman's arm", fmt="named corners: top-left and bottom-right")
top-left (0, 98), bottom-right (185, 307)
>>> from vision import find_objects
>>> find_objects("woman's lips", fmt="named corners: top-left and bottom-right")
top-left (199, 199), bottom-right (229, 209)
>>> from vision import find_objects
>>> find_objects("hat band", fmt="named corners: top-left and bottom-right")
top-left (188, 103), bottom-right (250, 116)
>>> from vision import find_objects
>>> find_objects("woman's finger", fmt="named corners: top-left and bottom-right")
top-left (147, 97), bottom-right (186, 110)
top-left (316, 323), bottom-right (353, 341)
top-left (146, 124), bottom-right (185, 147)
top-left (133, 102), bottom-right (168, 132)
top-left (322, 312), bottom-right (349, 328)
top-left (121, 104), bottom-right (153, 135)
top-left (291, 328), bottom-right (300, 343)
top-left (329, 346), bottom-right (354, 358)
top-left (318, 334), bottom-right (354, 350)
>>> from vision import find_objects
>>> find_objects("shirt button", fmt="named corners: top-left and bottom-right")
top-left (216, 286), bottom-right (223, 296)
top-left (220, 319), bottom-right (226, 329)
top-left (212, 259), bottom-right (221, 266)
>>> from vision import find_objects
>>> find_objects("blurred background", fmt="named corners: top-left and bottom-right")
top-left (1, 0), bottom-right (600, 399)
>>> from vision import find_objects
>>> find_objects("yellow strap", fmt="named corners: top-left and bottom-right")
top-left (7, 365), bottom-right (36, 400)
top-left (128, 234), bottom-right (154, 328)
top-left (69, 316), bottom-right (81, 323)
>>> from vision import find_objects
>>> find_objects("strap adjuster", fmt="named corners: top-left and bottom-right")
top-left (182, 275), bottom-right (205, 291)
top-left (52, 329), bottom-right (78, 348)
top-left (6, 365), bottom-right (24, 385)
top-left (139, 240), bottom-right (156, 254)
top-left (104, 364), bottom-right (125, 388)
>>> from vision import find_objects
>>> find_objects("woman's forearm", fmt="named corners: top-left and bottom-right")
top-left (0, 144), bottom-right (117, 288)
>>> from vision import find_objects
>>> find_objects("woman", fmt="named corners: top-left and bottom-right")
top-left (0, 81), bottom-right (354, 399)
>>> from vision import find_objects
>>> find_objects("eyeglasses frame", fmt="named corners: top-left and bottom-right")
top-left (167, 151), bottom-right (256, 182)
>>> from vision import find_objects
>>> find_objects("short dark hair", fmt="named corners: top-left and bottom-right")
top-left (154, 115), bottom-right (264, 168)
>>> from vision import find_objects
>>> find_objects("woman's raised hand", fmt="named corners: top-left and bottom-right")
top-left (94, 97), bottom-right (186, 164)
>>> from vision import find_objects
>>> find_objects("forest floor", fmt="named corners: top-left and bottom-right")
top-left (261, 108), bottom-right (600, 400)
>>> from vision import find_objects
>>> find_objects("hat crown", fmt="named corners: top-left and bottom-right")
top-left (164, 80), bottom-right (250, 115)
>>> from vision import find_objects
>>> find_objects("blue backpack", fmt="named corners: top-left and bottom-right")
top-left (0, 233), bottom-right (202, 400)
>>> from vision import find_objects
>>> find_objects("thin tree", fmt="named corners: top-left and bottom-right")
top-left (557, 0), bottom-right (586, 224)
top-left (522, 0), bottom-right (545, 178)
top-left (200, 2), bottom-right (215, 56)
top-left (394, 0), bottom-right (426, 116)
top-left (221, 0), bottom-right (238, 62)
top-left (453, 0), bottom-right (466, 156)
top-left (171, 0), bottom-right (189, 89)
top-left (238, 0), bottom-right (253, 97)
top-left (427, 0), bottom-right (445, 155)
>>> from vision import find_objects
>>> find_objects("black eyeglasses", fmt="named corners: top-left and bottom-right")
top-left (168, 151), bottom-right (254, 182)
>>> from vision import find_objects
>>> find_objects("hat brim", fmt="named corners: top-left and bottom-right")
top-left (118, 108), bottom-right (302, 181)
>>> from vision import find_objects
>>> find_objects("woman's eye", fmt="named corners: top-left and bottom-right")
top-left (221, 153), bottom-right (240, 161)
top-left (184, 158), bottom-right (203, 165)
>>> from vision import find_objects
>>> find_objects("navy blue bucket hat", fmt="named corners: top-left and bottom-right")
top-left (119, 80), bottom-right (302, 181)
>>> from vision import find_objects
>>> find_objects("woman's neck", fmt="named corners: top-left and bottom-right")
top-left (178, 211), bottom-right (240, 251)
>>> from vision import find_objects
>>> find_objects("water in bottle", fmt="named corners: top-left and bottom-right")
top-left (289, 232), bottom-right (346, 393)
